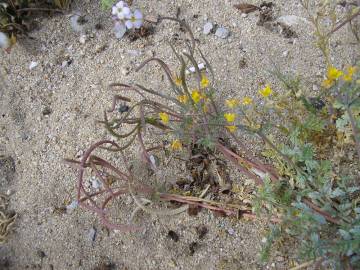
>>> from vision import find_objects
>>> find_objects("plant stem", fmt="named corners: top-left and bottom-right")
top-left (346, 106), bottom-right (360, 161)
top-left (327, 9), bottom-right (360, 37)
top-left (289, 257), bottom-right (324, 270)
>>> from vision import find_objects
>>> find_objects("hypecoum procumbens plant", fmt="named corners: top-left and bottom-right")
top-left (65, 15), bottom-right (360, 269)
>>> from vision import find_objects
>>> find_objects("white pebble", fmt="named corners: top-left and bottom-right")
top-left (29, 61), bottom-right (38, 70)
top-left (79, 34), bottom-right (87, 44)
top-left (203, 22), bottom-right (213, 35)
top-left (215, 27), bottom-right (230, 39)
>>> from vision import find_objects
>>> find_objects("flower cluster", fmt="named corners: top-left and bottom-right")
top-left (322, 65), bottom-right (358, 88)
top-left (112, 1), bottom-right (143, 39)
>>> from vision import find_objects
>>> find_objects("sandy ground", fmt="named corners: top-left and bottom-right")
top-left (0, 0), bottom-right (358, 269)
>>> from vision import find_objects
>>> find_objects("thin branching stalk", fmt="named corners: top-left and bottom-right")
top-left (346, 106), bottom-right (360, 161)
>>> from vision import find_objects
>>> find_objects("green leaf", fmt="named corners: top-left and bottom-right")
top-left (339, 229), bottom-right (351, 240)
top-left (330, 188), bottom-right (345, 198)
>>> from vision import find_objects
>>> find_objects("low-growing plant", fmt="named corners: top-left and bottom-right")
top-left (0, 0), bottom-right (70, 51)
top-left (65, 13), bottom-right (360, 270)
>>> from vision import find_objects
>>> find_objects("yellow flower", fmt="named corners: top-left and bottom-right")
top-left (191, 89), bottom-right (202, 103)
top-left (322, 78), bottom-right (334, 89)
top-left (327, 66), bottom-right (343, 81)
top-left (225, 99), bottom-right (239, 108)
top-left (242, 97), bottom-right (253, 105)
top-left (200, 73), bottom-right (209, 88)
top-left (171, 139), bottom-right (182, 151)
top-left (159, 112), bottom-right (169, 124)
top-left (342, 66), bottom-right (357, 82)
top-left (224, 113), bottom-right (236, 123)
top-left (177, 94), bottom-right (189, 104)
top-left (174, 76), bottom-right (182, 86)
top-left (347, 66), bottom-right (357, 76)
top-left (226, 125), bottom-right (237, 133)
top-left (259, 84), bottom-right (273, 98)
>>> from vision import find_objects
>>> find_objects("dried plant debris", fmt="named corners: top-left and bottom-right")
top-left (184, 144), bottom-right (232, 193)
top-left (256, 2), bottom-right (297, 38)
top-left (0, 194), bottom-right (16, 244)
top-left (234, 3), bottom-right (260, 14)
top-left (127, 24), bottom-right (155, 42)
top-left (263, 21), bottom-right (298, 38)
top-left (257, 2), bottom-right (275, 26)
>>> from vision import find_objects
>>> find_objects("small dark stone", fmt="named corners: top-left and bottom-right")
top-left (95, 23), bottom-right (103, 30)
top-left (196, 225), bottom-right (208, 239)
top-left (93, 262), bottom-right (116, 270)
top-left (37, 250), bottom-right (46, 258)
top-left (42, 107), bottom-right (52, 116)
top-left (189, 242), bottom-right (198, 256)
top-left (167, 230), bottom-right (179, 242)
top-left (118, 104), bottom-right (130, 113)
top-left (239, 57), bottom-right (247, 69)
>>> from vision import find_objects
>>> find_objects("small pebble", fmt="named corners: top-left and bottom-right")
top-left (227, 228), bottom-right (235, 235)
top-left (167, 230), bottom-right (179, 242)
top-left (127, 49), bottom-right (142, 57)
top-left (215, 27), bottom-right (230, 39)
top-left (282, 50), bottom-right (289, 57)
top-left (29, 61), bottom-right (38, 70)
top-left (66, 200), bottom-right (78, 212)
top-left (121, 66), bottom-right (130, 76)
top-left (88, 226), bottom-right (97, 242)
top-left (61, 60), bottom-right (69, 68)
top-left (241, 13), bottom-right (248, 18)
top-left (91, 178), bottom-right (102, 189)
top-left (42, 107), bottom-right (52, 116)
top-left (79, 34), bottom-right (87, 44)
top-left (203, 22), bottom-right (213, 35)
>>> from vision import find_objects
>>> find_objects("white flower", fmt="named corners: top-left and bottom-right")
top-left (114, 21), bottom-right (127, 39)
top-left (112, 1), bottom-right (131, 20)
top-left (125, 9), bottom-right (143, 29)
top-left (0, 32), bottom-right (10, 49)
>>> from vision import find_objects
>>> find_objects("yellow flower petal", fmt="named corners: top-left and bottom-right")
top-left (259, 84), bottom-right (273, 98)
top-left (159, 112), bottom-right (169, 124)
top-left (342, 66), bottom-right (357, 82)
top-left (342, 74), bottom-right (352, 82)
top-left (191, 90), bottom-right (202, 103)
top-left (171, 139), bottom-right (182, 151)
top-left (177, 94), bottom-right (189, 104)
top-left (174, 76), bottom-right (182, 86)
top-left (347, 66), bottom-right (357, 76)
top-left (327, 66), bottom-right (343, 81)
top-left (322, 78), bottom-right (334, 89)
top-left (224, 113), bottom-right (236, 123)
top-left (226, 125), bottom-right (237, 133)
top-left (225, 99), bottom-right (239, 108)
top-left (242, 97), bottom-right (253, 105)
top-left (200, 73), bottom-right (209, 88)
